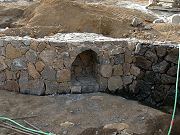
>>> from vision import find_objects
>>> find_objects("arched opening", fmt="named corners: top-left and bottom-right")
top-left (71, 50), bottom-right (99, 93)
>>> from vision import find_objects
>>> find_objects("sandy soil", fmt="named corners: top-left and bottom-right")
top-left (0, 0), bottom-right (179, 42)
top-left (0, 90), bottom-right (179, 135)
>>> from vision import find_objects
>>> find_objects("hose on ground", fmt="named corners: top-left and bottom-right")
top-left (0, 116), bottom-right (55, 135)
top-left (167, 44), bottom-right (180, 135)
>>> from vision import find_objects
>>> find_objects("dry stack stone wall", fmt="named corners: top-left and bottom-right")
top-left (0, 33), bottom-right (179, 106)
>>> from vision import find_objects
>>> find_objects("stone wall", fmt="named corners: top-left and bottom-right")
top-left (0, 33), bottom-right (179, 106)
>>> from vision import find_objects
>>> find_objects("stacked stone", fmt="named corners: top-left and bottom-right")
top-left (0, 38), bottom-right (73, 95)
top-left (134, 43), bottom-right (179, 106)
top-left (0, 33), bottom-right (179, 107)
top-left (98, 41), bottom-right (140, 94)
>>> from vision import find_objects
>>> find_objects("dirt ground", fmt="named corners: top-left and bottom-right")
top-left (0, 90), bottom-right (180, 135)
top-left (0, 0), bottom-right (180, 42)
top-left (1, 0), bottom-right (180, 135)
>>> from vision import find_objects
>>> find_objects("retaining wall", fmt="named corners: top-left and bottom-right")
top-left (0, 33), bottom-right (179, 106)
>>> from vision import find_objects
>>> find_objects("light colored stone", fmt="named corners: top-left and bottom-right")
top-left (131, 17), bottom-right (143, 27)
top-left (100, 64), bottom-right (112, 78)
top-left (0, 56), bottom-right (7, 71)
top-left (153, 18), bottom-right (165, 23)
top-left (57, 69), bottom-right (71, 82)
top-left (108, 76), bottom-right (123, 92)
top-left (0, 39), bottom-right (3, 46)
top-left (39, 49), bottom-right (56, 64)
top-left (113, 64), bottom-right (123, 76)
top-left (60, 121), bottom-right (74, 128)
top-left (103, 123), bottom-right (129, 132)
top-left (27, 63), bottom-right (40, 79)
top-left (90, 96), bottom-right (104, 100)
top-left (0, 47), bottom-right (5, 56)
top-left (22, 38), bottom-right (31, 46)
top-left (169, 14), bottom-right (180, 24)
top-left (35, 61), bottom-right (45, 72)
top-left (130, 64), bottom-right (140, 76)
top-left (11, 58), bottom-right (27, 70)
top-left (71, 86), bottom-right (81, 93)
top-left (109, 47), bottom-right (125, 55)
top-left (6, 44), bottom-right (22, 59)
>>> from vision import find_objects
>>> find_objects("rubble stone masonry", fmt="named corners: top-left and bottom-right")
top-left (0, 33), bottom-right (179, 106)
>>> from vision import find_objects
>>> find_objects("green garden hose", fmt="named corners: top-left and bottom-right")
top-left (167, 45), bottom-right (180, 135)
top-left (0, 116), bottom-right (55, 135)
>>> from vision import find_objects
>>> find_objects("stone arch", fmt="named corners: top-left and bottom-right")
top-left (71, 50), bottom-right (99, 93)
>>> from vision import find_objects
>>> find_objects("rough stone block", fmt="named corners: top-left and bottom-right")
top-left (123, 63), bottom-right (131, 75)
top-left (100, 64), bottom-right (112, 78)
top-left (152, 60), bottom-right (169, 73)
top-left (27, 63), bottom-right (40, 79)
top-left (45, 81), bottom-right (59, 94)
top-left (0, 57), bottom-right (7, 71)
top-left (130, 64), bottom-right (140, 76)
top-left (42, 66), bottom-right (56, 81)
top-left (161, 74), bottom-right (176, 84)
top-left (167, 66), bottom-right (177, 77)
top-left (135, 56), bottom-right (152, 70)
top-left (97, 75), bottom-right (108, 92)
top-left (113, 64), bottom-right (123, 76)
top-left (114, 54), bottom-right (124, 65)
top-left (108, 76), bottom-right (123, 92)
top-left (165, 48), bottom-right (178, 64)
top-left (6, 44), bottom-right (22, 59)
top-left (122, 75), bottom-right (133, 85)
top-left (71, 86), bottom-right (81, 94)
top-left (57, 69), bottom-right (71, 82)
top-left (39, 49), bottom-right (56, 64)
top-left (11, 57), bottom-right (27, 70)
top-left (20, 79), bottom-right (45, 96)
top-left (4, 80), bottom-right (19, 92)
top-left (25, 50), bottom-right (37, 63)
top-left (35, 61), bottom-right (45, 72)
top-left (156, 47), bottom-right (166, 57)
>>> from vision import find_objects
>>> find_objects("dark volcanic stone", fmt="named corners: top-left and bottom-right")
top-left (135, 56), bottom-right (152, 70)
